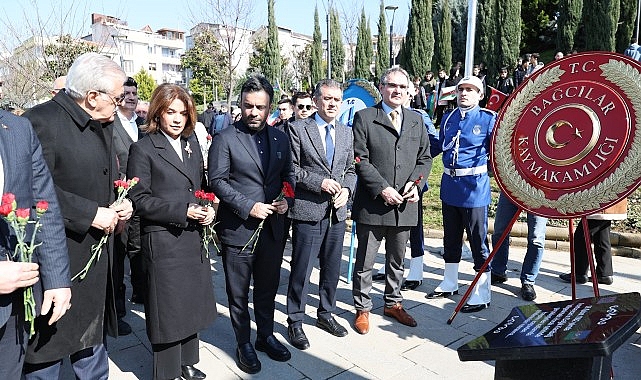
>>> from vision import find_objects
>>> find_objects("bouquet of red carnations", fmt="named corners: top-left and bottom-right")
top-left (0, 193), bottom-right (49, 336)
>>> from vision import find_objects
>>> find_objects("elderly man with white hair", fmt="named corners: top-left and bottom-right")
top-left (23, 52), bottom-right (133, 380)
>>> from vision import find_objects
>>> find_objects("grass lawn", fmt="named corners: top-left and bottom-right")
top-left (422, 157), bottom-right (641, 234)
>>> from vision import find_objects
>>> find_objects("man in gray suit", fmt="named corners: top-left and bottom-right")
top-left (285, 79), bottom-right (356, 350)
top-left (351, 67), bottom-right (432, 334)
top-left (0, 109), bottom-right (71, 379)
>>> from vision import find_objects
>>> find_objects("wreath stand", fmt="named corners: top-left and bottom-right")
top-left (447, 213), bottom-right (600, 325)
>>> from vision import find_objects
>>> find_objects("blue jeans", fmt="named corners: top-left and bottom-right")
top-left (491, 193), bottom-right (547, 284)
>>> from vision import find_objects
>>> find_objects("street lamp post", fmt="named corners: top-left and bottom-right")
top-left (385, 5), bottom-right (398, 68)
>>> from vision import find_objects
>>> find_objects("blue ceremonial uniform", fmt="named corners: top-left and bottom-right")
top-left (433, 106), bottom-right (495, 270)
top-left (436, 106), bottom-right (494, 208)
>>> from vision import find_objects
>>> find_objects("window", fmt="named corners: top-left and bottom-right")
top-left (123, 60), bottom-right (134, 73)
top-left (149, 62), bottom-right (157, 71)
top-left (122, 42), bottom-right (133, 55)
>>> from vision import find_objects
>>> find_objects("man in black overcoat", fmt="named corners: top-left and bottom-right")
top-left (23, 52), bottom-right (133, 380)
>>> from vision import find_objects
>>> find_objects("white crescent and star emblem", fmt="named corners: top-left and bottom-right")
top-left (545, 120), bottom-right (583, 148)
top-left (535, 103), bottom-right (601, 166)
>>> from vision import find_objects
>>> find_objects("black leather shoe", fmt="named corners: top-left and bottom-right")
top-left (590, 275), bottom-right (614, 285)
top-left (372, 273), bottom-right (385, 281)
top-left (426, 290), bottom-right (458, 299)
top-left (236, 343), bottom-right (261, 374)
top-left (461, 303), bottom-right (490, 313)
top-left (181, 365), bottom-right (206, 380)
top-left (491, 272), bottom-right (507, 285)
top-left (521, 284), bottom-right (537, 301)
top-left (401, 280), bottom-right (422, 291)
top-left (118, 319), bottom-right (132, 336)
top-left (559, 272), bottom-right (588, 284)
top-left (255, 335), bottom-right (291, 362)
top-left (316, 317), bottom-right (348, 337)
top-left (287, 325), bottom-right (310, 350)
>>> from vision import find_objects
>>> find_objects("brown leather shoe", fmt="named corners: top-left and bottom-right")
top-left (384, 303), bottom-right (417, 327)
top-left (354, 310), bottom-right (370, 334)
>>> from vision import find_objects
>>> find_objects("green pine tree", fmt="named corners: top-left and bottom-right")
top-left (264, 0), bottom-right (281, 88)
top-left (132, 68), bottom-right (157, 101)
top-left (432, 0), bottom-right (453, 73)
top-left (354, 9), bottom-right (373, 80)
top-left (584, 0), bottom-right (620, 51)
top-left (404, 0), bottom-right (434, 77)
top-left (330, 8), bottom-right (345, 81)
top-left (557, 0), bottom-right (583, 53)
top-left (310, 6), bottom-right (323, 86)
top-left (375, 0), bottom-right (389, 80)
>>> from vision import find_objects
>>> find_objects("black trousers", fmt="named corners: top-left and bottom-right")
top-left (152, 334), bottom-right (199, 380)
top-left (222, 222), bottom-right (284, 345)
top-left (442, 202), bottom-right (490, 271)
top-left (113, 215), bottom-right (146, 317)
top-left (286, 218), bottom-right (344, 326)
top-left (574, 219), bottom-right (613, 277)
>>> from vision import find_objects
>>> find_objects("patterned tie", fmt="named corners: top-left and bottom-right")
top-left (390, 110), bottom-right (400, 132)
top-left (325, 124), bottom-right (334, 167)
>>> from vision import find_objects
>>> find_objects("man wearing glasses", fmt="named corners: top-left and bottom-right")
top-left (23, 53), bottom-right (133, 380)
top-left (351, 67), bottom-right (432, 334)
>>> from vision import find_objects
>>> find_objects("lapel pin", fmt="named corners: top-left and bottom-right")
top-left (185, 141), bottom-right (192, 158)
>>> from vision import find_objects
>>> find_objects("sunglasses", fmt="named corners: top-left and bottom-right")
top-left (297, 104), bottom-right (313, 110)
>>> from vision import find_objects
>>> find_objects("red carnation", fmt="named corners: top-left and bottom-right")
top-left (282, 182), bottom-right (295, 198)
top-left (2, 193), bottom-right (16, 205)
top-left (0, 202), bottom-right (13, 216)
top-left (206, 134), bottom-right (212, 141)
top-left (36, 201), bottom-right (49, 215)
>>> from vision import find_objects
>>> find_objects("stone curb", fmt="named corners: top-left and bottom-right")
top-left (345, 219), bottom-right (641, 259)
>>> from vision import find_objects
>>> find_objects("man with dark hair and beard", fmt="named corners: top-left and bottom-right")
top-left (208, 75), bottom-right (295, 375)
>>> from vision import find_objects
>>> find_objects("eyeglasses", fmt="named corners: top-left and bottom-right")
top-left (296, 104), bottom-right (313, 110)
top-left (96, 90), bottom-right (125, 106)
top-left (383, 82), bottom-right (408, 90)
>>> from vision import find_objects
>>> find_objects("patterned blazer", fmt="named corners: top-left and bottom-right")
top-left (288, 115), bottom-right (356, 222)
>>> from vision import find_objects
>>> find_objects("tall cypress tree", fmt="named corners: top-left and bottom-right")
top-left (354, 9), bottom-right (373, 80)
top-left (310, 6), bottom-right (323, 86)
top-left (404, 0), bottom-right (434, 77)
top-left (375, 0), bottom-right (389, 80)
top-left (584, 0), bottom-right (620, 51)
top-left (330, 8), bottom-right (345, 81)
top-left (497, 0), bottom-right (520, 70)
top-left (615, 0), bottom-right (639, 53)
top-left (557, 0), bottom-right (583, 53)
top-left (432, 0), bottom-right (453, 72)
top-left (475, 0), bottom-right (497, 76)
top-left (265, 0), bottom-right (281, 88)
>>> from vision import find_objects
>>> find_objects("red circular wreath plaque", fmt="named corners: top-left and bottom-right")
top-left (491, 52), bottom-right (641, 218)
